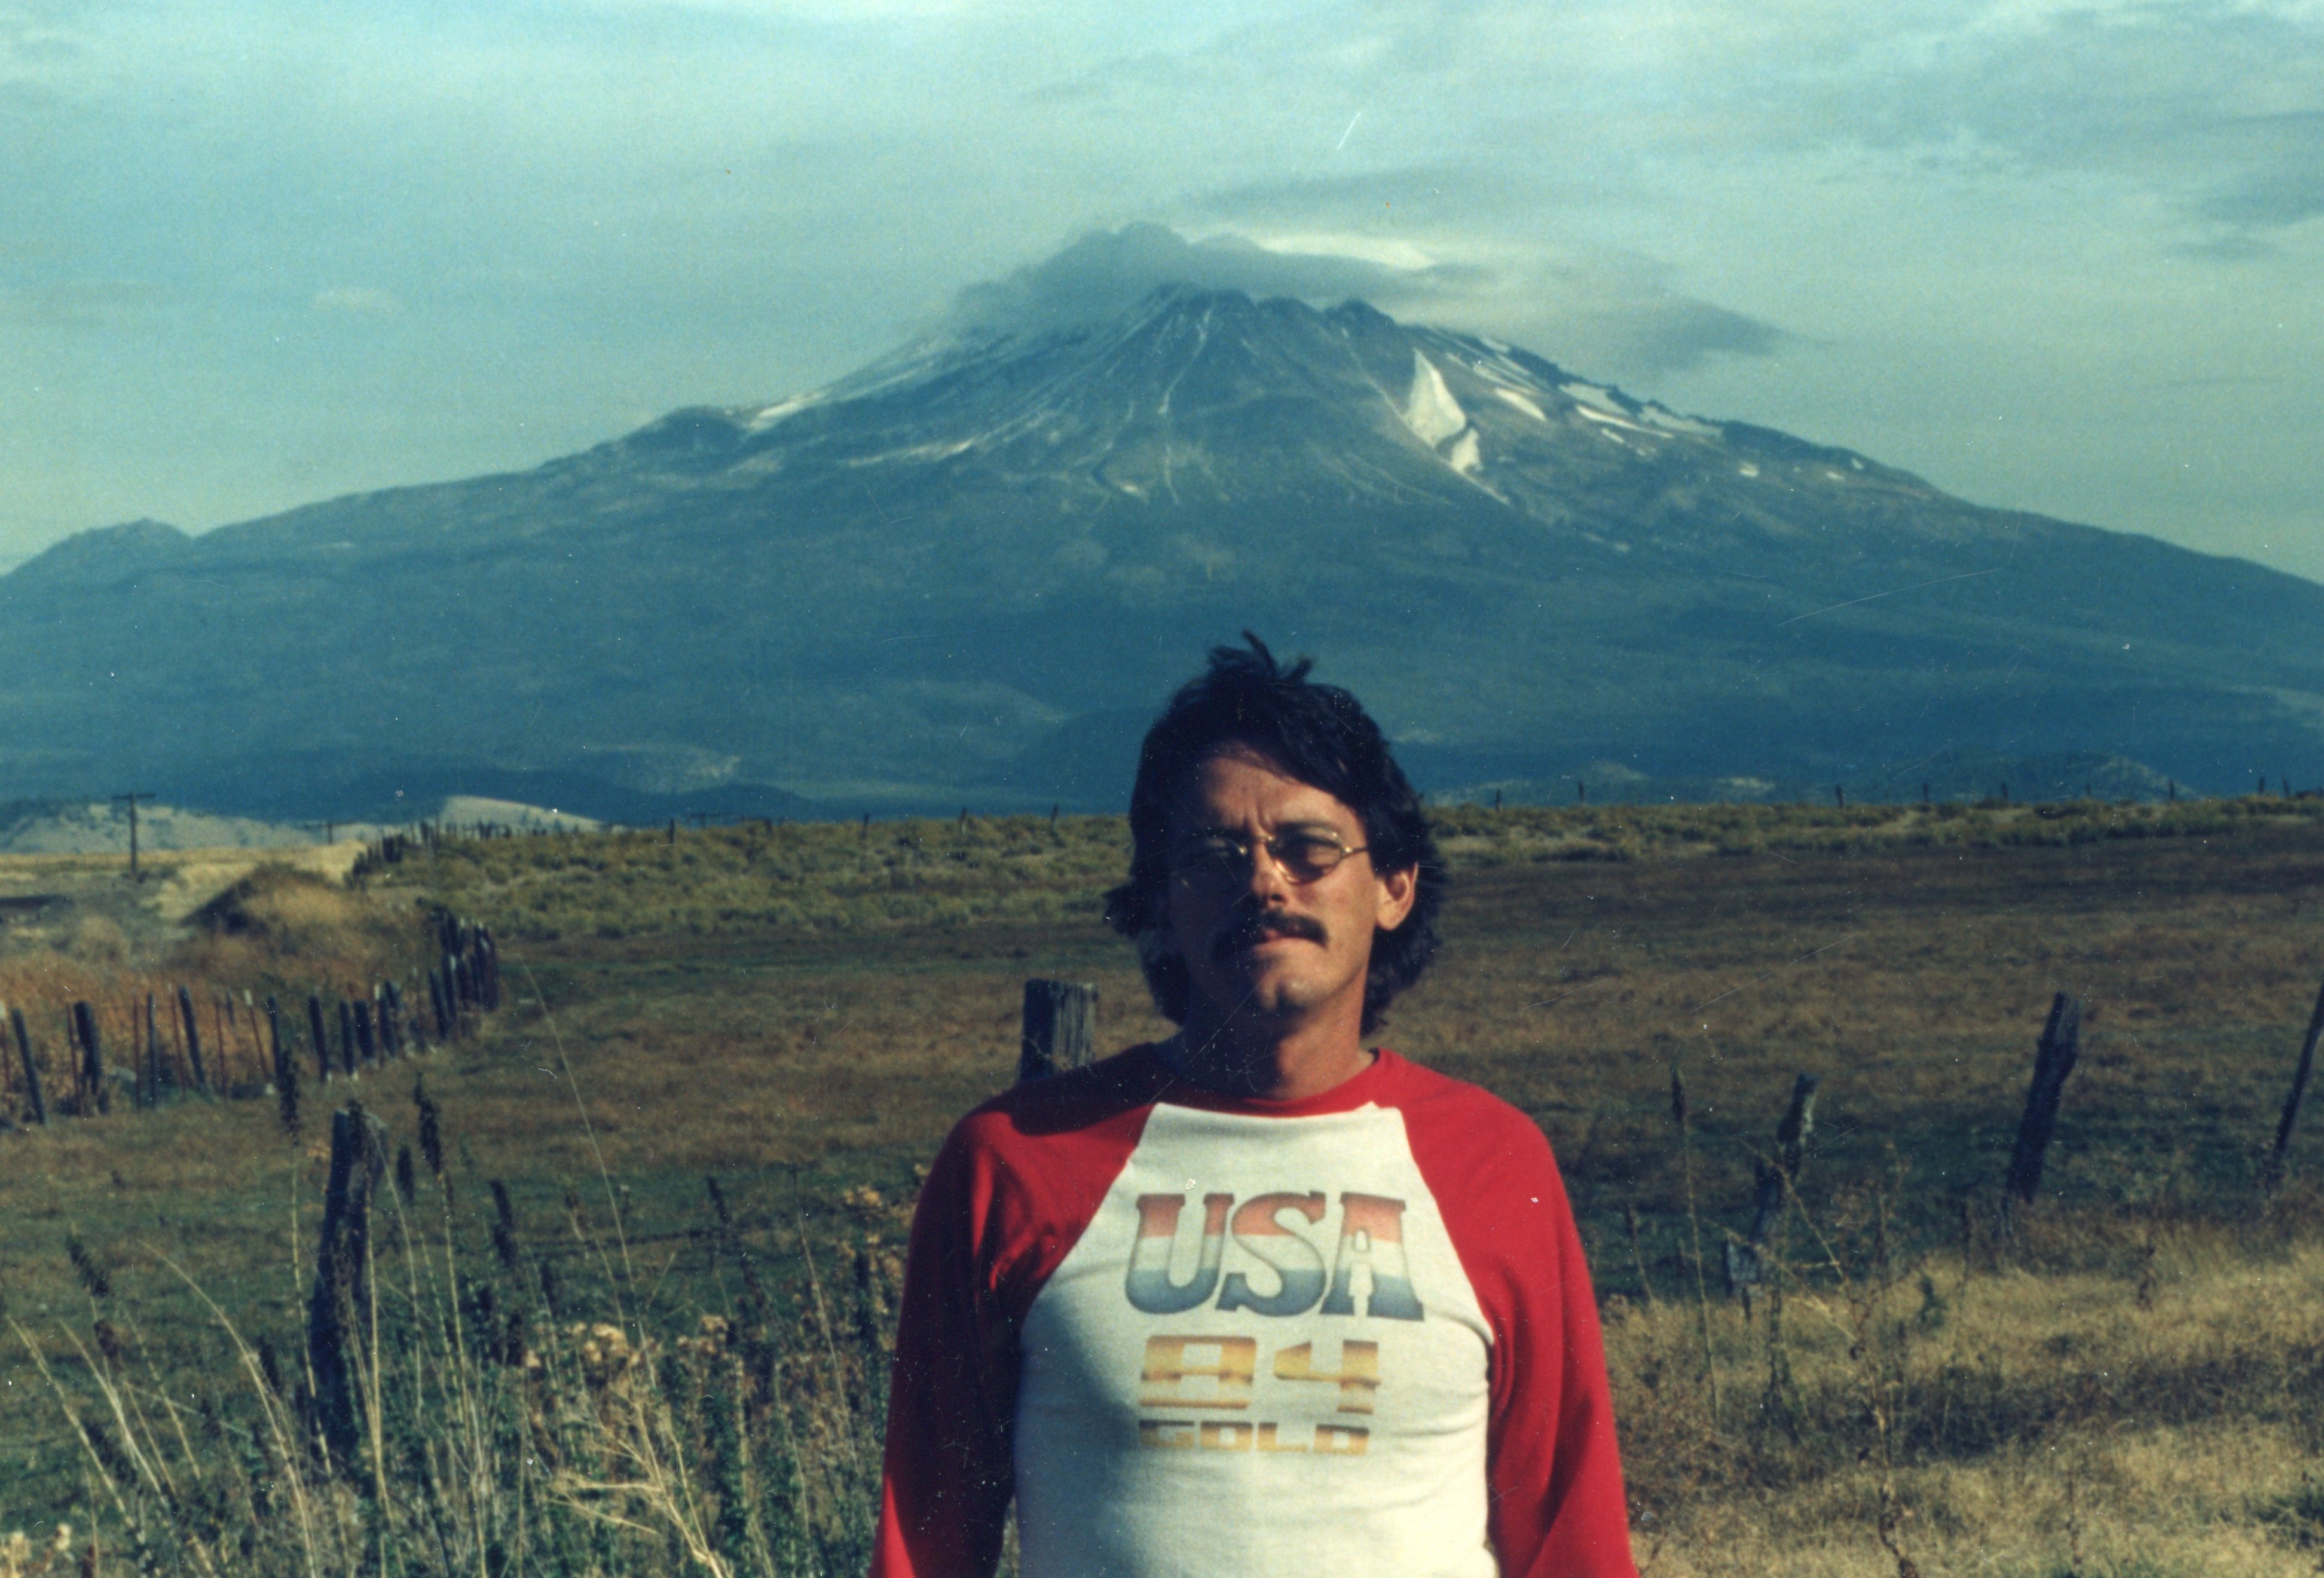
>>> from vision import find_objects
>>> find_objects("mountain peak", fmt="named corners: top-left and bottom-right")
top-left (7, 518), bottom-right (192, 588)
top-left (4, 291), bottom-right (2319, 818)
top-left (596, 290), bottom-right (1910, 532)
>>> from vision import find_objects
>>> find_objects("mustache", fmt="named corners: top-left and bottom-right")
top-left (1215, 910), bottom-right (1325, 959)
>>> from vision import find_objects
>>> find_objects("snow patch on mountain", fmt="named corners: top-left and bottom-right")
top-left (1448, 429), bottom-right (1482, 475)
top-left (748, 394), bottom-right (818, 432)
top-left (1641, 406), bottom-right (1720, 438)
top-left (1409, 327), bottom-right (1550, 397)
top-left (1574, 404), bottom-right (1655, 437)
top-left (1560, 381), bottom-right (1636, 418)
top-left (840, 440), bottom-right (975, 467)
top-left (1403, 352), bottom-right (1469, 448)
top-left (1492, 387), bottom-right (1548, 422)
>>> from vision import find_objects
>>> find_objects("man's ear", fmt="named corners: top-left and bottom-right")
top-left (1374, 863), bottom-right (1418, 932)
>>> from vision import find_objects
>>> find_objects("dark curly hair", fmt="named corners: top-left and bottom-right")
top-left (1103, 633), bottom-right (1444, 1035)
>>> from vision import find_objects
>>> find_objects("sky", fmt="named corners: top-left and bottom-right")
top-left (5, 0), bottom-right (2322, 582)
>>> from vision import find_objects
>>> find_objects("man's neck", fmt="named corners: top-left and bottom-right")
top-left (1160, 1008), bottom-right (1374, 1102)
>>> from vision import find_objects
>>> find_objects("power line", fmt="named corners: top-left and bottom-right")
top-left (111, 791), bottom-right (157, 882)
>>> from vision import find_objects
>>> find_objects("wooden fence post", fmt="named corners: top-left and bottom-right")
top-left (70, 1001), bottom-right (106, 1114)
top-left (1723, 1074), bottom-right (1820, 1299)
top-left (308, 1104), bottom-right (381, 1473)
top-left (308, 995), bottom-right (332, 1083)
top-left (264, 995), bottom-right (286, 1086)
top-left (2266, 973), bottom-right (2324, 1185)
top-left (8, 1005), bottom-right (43, 1125)
top-left (267, 995), bottom-right (300, 1135)
top-left (475, 928), bottom-right (501, 1011)
top-left (2006, 993), bottom-right (2083, 1206)
top-left (177, 985), bottom-right (207, 1091)
top-left (1018, 980), bottom-right (1098, 1082)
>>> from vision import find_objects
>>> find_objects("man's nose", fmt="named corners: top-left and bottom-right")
top-left (1239, 841), bottom-right (1295, 898)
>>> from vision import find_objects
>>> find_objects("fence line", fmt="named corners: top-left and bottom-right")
top-left (0, 915), bottom-right (504, 1130)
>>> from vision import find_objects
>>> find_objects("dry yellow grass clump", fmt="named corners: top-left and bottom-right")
top-left (1606, 1203), bottom-right (2324, 1575)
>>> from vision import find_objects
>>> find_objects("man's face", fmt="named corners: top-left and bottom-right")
top-left (1157, 743), bottom-right (1418, 1035)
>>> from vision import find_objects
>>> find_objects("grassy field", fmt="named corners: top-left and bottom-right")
top-left (1, 798), bottom-right (2322, 1574)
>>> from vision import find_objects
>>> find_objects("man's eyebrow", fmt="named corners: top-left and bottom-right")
top-left (1179, 820), bottom-right (1343, 839)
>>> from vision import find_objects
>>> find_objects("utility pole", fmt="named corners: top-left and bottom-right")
top-left (112, 792), bottom-right (157, 882)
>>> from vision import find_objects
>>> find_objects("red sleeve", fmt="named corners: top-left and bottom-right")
top-left (1396, 1062), bottom-right (1640, 1578)
top-left (870, 1057), bottom-right (1158, 1578)
top-left (870, 1115), bottom-right (1020, 1578)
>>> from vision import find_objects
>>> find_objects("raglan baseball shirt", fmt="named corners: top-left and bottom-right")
top-left (870, 1044), bottom-right (1638, 1578)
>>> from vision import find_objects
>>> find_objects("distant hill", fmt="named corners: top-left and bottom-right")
top-left (0, 799), bottom-right (334, 855)
top-left (4, 287), bottom-right (2320, 818)
top-left (1438, 747), bottom-right (2187, 811)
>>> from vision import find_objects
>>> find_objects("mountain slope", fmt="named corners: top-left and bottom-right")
top-left (4, 288), bottom-right (2320, 815)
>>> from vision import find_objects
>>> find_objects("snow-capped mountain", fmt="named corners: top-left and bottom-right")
top-left (4, 287), bottom-right (2320, 816)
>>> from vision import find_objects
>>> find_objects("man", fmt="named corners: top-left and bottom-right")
top-left (871, 635), bottom-right (1638, 1577)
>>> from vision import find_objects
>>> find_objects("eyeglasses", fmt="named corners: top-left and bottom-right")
top-left (1169, 829), bottom-right (1371, 885)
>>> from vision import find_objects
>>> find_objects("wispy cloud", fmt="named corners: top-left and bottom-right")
top-left (946, 222), bottom-right (1794, 378)
top-left (312, 286), bottom-right (400, 315)
top-left (944, 223), bottom-right (1458, 332)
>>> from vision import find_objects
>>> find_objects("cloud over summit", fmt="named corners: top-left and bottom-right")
top-left (942, 223), bottom-right (1452, 332)
top-left (945, 223), bottom-right (1791, 378)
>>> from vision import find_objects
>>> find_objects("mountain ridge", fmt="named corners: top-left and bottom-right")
top-left (6, 286), bottom-right (2321, 817)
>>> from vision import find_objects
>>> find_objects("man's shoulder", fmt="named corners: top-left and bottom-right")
top-left (945, 1044), bottom-right (1176, 1161)
top-left (922, 1047), bottom-right (1175, 1256)
top-left (1379, 1051), bottom-right (1554, 1146)
top-left (1374, 1051), bottom-right (1562, 1200)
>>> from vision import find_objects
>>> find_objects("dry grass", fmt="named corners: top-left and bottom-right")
top-left (3, 806), bottom-right (2323, 1571)
top-left (1629, 1421), bottom-right (2323, 1578)
top-left (1401, 822), bottom-right (2324, 1240)
top-left (0, 865), bottom-right (436, 1117)
top-left (368, 796), bottom-right (2324, 947)
top-left (1, 1100), bottom-right (901, 1578)
top-left (1607, 1212), bottom-right (2324, 1576)
top-left (171, 864), bottom-right (432, 993)
top-left (377, 815), bottom-right (1140, 943)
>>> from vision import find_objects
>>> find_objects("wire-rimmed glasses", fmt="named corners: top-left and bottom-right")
top-left (1169, 828), bottom-right (1371, 886)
